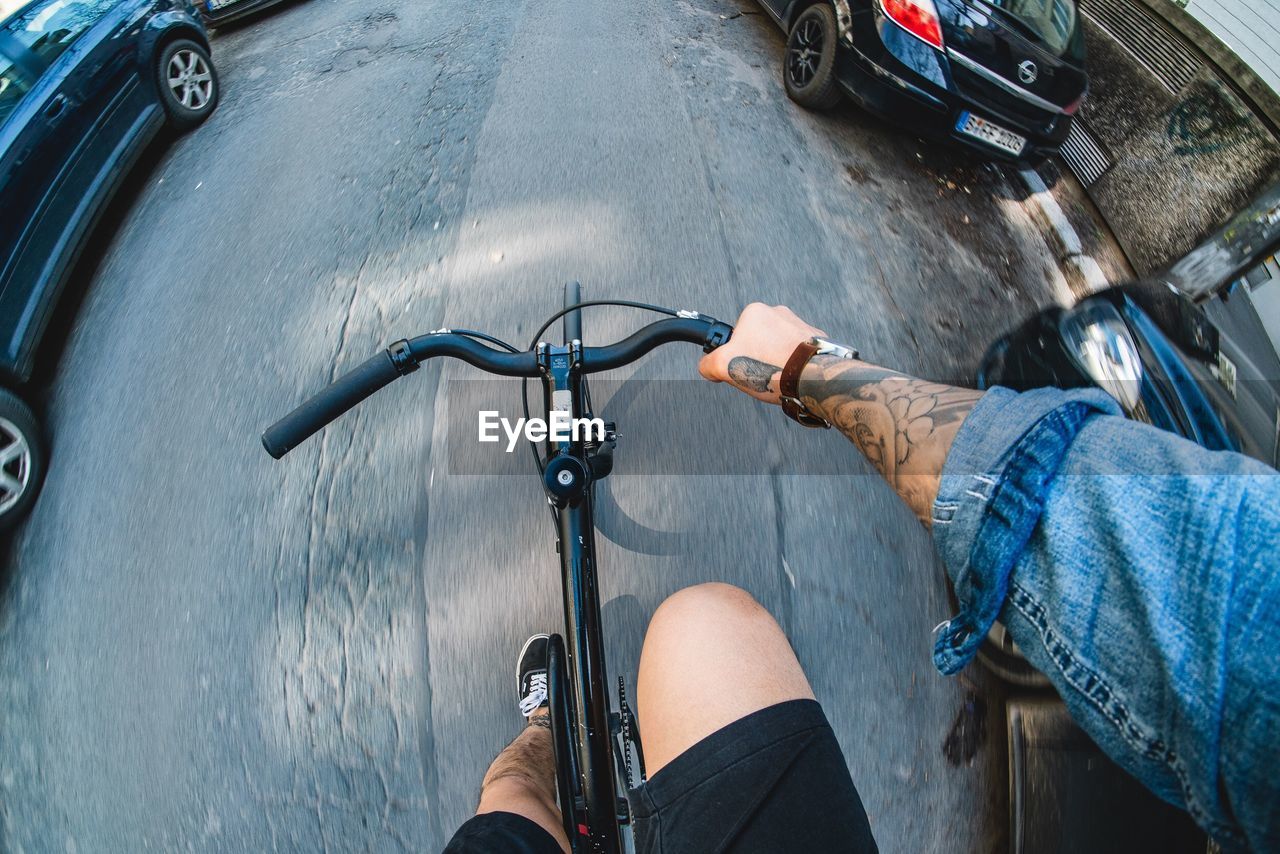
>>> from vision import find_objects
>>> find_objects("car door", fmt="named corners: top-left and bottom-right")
top-left (53, 0), bottom-right (150, 159)
top-left (0, 28), bottom-right (72, 378)
top-left (0, 49), bottom-right (41, 296)
top-left (0, 0), bottom-right (134, 380)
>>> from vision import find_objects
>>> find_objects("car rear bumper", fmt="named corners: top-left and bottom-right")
top-left (833, 22), bottom-right (1073, 163)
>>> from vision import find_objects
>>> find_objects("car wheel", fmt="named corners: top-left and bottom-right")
top-left (0, 388), bottom-right (45, 531)
top-left (784, 4), bottom-right (842, 110)
top-left (976, 622), bottom-right (1051, 688)
top-left (157, 39), bottom-right (219, 131)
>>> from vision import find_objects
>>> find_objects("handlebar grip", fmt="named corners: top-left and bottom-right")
top-left (262, 350), bottom-right (401, 459)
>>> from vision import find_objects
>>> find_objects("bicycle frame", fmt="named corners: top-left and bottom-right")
top-left (539, 338), bottom-right (626, 852)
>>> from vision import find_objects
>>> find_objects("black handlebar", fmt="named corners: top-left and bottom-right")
top-left (578, 316), bottom-right (729, 372)
top-left (261, 350), bottom-right (401, 458)
top-left (262, 315), bottom-right (732, 459)
top-left (405, 334), bottom-right (540, 376)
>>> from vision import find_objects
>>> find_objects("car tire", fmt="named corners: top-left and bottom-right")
top-left (157, 39), bottom-right (219, 131)
top-left (0, 388), bottom-right (45, 531)
top-left (784, 4), bottom-right (842, 111)
top-left (977, 622), bottom-right (1052, 688)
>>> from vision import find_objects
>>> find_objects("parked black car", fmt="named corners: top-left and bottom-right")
top-left (757, 0), bottom-right (1087, 163)
top-left (975, 190), bottom-right (1280, 683)
top-left (978, 280), bottom-right (1280, 469)
top-left (197, 0), bottom-right (291, 28)
top-left (0, 0), bottom-right (219, 527)
top-left (978, 181), bottom-right (1280, 472)
top-left (974, 185), bottom-right (1280, 691)
top-left (971, 269), bottom-right (1280, 689)
top-left (972, 189), bottom-right (1279, 854)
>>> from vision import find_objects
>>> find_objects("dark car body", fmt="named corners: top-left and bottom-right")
top-left (762, 0), bottom-right (1087, 162)
top-left (978, 281), bottom-right (1280, 468)
top-left (0, 0), bottom-right (209, 385)
top-left (197, 0), bottom-right (289, 27)
top-left (979, 180), bottom-right (1280, 468)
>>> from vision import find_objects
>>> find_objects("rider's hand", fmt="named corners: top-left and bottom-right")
top-left (698, 303), bottom-right (826, 405)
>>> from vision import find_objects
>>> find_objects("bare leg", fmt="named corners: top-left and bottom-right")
top-left (475, 710), bottom-right (570, 852)
top-left (637, 582), bottom-right (816, 774)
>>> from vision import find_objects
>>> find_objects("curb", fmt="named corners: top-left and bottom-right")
top-left (1016, 167), bottom-right (1111, 299)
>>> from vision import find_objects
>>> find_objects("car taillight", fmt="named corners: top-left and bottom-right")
top-left (878, 0), bottom-right (944, 50)
top-left (1059, 85), bottom-right (1080, 115)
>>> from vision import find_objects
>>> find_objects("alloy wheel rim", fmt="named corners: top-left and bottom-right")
top-left (0, 416), bottom-right (32, 515)
top-left (787, 18), bottom-right (824, 89)
top-left (168, 49), bottom-right (213, 111)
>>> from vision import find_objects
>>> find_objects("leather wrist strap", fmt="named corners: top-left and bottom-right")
top-left (780, 340), bottom-right (829, 428)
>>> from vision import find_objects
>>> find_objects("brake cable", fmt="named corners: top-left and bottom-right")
top-left (450, 329), bottom-right (521, 353)
top-left (525, 299), bottom-right (678, 352)
top-left (519, 300), bottom-right (679, 479)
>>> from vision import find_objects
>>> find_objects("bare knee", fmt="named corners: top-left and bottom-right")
top-left (642, 582), bottom-right (796, 676)
top-left (647, 582), bottom-right (766, 641)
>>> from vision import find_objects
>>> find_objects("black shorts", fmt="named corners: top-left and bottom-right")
top-left (443, 699), bottom-right (878, 853)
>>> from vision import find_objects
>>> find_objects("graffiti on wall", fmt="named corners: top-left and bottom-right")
top-left (1166, 84), bottom-right (1259, 156)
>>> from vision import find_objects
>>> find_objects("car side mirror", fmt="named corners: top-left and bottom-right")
top-left (1058, 301), bottom-right (1144, 414)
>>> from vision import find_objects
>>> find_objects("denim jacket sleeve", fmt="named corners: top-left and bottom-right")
top-left (931, 386), bottom-right (1280, 853)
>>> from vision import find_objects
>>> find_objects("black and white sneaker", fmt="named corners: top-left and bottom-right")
top-left (517, 634), bottom-right (550, 719)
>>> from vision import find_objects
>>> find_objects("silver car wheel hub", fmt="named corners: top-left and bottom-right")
top-left (0, 416), bottom-right (32, 515)
top-left (168, 49), bottom-right (213, 111)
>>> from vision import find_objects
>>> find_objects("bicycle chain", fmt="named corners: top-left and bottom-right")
top-left (619, 676), bottom-right (635, 787)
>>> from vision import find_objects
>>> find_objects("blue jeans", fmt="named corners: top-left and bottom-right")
top-left (931, 387), bottom-right (1279, 853)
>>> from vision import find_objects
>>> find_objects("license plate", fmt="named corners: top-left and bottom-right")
top-left (956, 111), bottom-right (1027, 156)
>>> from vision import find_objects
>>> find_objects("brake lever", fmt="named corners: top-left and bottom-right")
top-left (676, 309), bottom-right (733, 353)
top-left (703, 320), bottom-right (733, 352)
top-left (587, 423), bottom-right (617, 481)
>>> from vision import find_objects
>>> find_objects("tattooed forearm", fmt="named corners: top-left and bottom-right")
top-left (798, 356), bottom-right (984, 526)
top-left (728, 357), bottom-right (781, 395)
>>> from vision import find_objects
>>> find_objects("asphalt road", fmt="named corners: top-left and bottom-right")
top-left (1, 0), bottom-right (1081, 849)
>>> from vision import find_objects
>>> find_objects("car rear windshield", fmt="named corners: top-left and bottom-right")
top-left (988, 0), bottom-right (1077, 53)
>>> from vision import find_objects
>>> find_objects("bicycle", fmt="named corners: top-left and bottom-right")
top-left (262, 283), bottom-right (733, 853)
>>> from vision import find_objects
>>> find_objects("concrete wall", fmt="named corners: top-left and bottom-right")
top-left (1061, 0), bottom-right (1280, 275)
